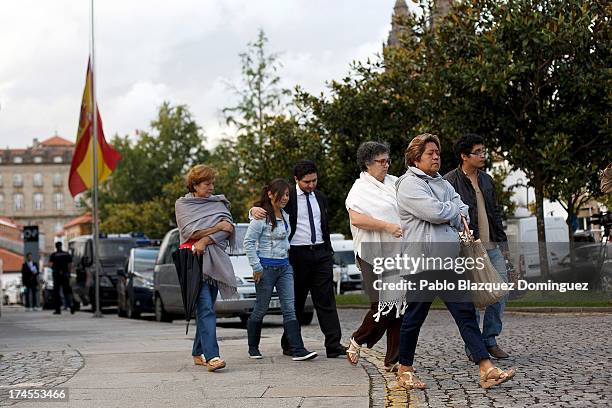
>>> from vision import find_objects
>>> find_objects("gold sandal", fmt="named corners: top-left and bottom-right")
top-left (347, 338), bottom-right (361, 366)
top-left (193, 355), bottom-right (207, 366)
top-left (397, 370), bottom-right (427, 389)
top-left (385, 362), bottom-right (399, 373)
top-left (479, 366), bottom-right (516, 389)
top-left (206, 357), bottom-right (226, 372)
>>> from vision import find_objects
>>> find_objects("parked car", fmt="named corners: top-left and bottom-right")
top-left (551, 242), bottom-right (612, 289)
top-left (117, 246), bottom-right (159, 319)
top-left (331, 239), bottom-right (361, 294)
top-left (3, 281), bottom-right (22, 305)
top-left (154, 224), bottom-right (315, 325)
top-left (506, 216), bottom-right (570, 279)
top-left (69, 234), bottom-right (152, 311)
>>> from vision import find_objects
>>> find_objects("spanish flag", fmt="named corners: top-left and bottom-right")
top-left (69, 58), bottom-right (121, 197)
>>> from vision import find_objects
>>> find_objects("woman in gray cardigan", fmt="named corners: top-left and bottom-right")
top-left (395, 134), bottom-right (515, 390)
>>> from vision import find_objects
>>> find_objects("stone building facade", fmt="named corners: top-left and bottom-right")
top-left (0, 136), bottom-right (84, 255)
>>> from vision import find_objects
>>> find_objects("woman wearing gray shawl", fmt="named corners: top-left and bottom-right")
top-left (175, 164), bottom-right (236, 372)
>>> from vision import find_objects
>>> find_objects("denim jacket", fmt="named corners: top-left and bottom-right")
top-left (243, 210), bottom-right (291, 273)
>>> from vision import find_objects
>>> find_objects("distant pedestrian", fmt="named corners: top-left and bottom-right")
top-left (49, 242), bottom-right (75, 315)
top-left (175, 164), bottom-right (236, 372)
top-left (344, 141), bottom-right (403, 371)
top-left (244, 179), bottom-right (317, 361)
top-left (21, 252), bottom-right (40, 311)
top-left (251, 160), bottom-right (346, 358)
top-left (444, 133), bottom-right (511, 361)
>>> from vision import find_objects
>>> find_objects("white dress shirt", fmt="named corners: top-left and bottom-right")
top-left (291, 184), bottom-right (324, 245)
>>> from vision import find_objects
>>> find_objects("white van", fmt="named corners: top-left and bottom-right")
top-left (331, 239), bottom-right (360, 294)
top-left (505, 216), bottom-right (569, 278)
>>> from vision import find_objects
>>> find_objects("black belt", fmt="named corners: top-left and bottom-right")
top-left (291, 243), bottom-right (326, 251)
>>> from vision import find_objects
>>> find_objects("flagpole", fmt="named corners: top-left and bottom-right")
top-left (90, 0), bottom-right (102, 318)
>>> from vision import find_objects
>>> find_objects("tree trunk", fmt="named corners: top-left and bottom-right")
top-left (566, 198), bottom-right (576, 265)
top-left (534, 179), bottom-right (550, 279)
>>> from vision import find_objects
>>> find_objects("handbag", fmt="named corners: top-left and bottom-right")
top-left (458, 215), bottom-right (508, 308)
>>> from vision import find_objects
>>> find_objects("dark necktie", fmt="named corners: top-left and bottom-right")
top-left (305, 192), bottom-right (316, 244)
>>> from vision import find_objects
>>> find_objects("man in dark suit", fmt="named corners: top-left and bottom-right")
top-left (49, 242), bottom-right (75, 315)
top-left (252, 160), bottom-right (346, 358)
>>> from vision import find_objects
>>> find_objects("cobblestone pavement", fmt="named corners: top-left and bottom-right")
top-left (0, 307), bottom-right (610, 407)
top-left (0, 350), bottom-right (83, 407)
top-left (300, 309), bottom-right (612, 407)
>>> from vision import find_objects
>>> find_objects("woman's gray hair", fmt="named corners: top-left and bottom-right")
top-left (356, 141), bottom-right (390, 171)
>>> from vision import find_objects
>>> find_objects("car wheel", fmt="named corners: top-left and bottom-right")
top-left (155, 295), bottom-right (172, 323)
top-left (300, 311), bottom-right (314, 325)
top-left (600, 273), bottom-right (612, 291)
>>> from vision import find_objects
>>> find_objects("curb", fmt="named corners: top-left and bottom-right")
top-left (360, 348), bottom-right (423, 407)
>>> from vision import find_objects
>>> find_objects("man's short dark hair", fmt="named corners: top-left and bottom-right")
top-left (356, 141), bottom-right (390, 171)
top-left (453, 133), bottom-right (485, 163)
top-left (55, 241), bottom-right (62, 250)
top-left (293, 160), bottom-right (318, 180)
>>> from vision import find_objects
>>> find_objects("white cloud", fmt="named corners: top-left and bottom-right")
top-left (0, 0), bottom-right (413, 149)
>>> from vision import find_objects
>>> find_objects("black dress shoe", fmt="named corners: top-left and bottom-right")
top-left (487, 345), bottom-right (510, 359)
top-left (53, 311), bottom-right (61, 315)
top-left (326, 345), bottom-right (347, 358)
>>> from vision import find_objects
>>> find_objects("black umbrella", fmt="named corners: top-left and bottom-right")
top-left (172, 248), bottom-right (203, 335)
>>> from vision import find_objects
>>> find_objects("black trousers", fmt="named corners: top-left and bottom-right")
top-left (52, 272), bottom-right (73, 313)
top-left (281, 245), bottom-right (343, 352)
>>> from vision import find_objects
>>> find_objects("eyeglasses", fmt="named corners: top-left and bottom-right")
top-left (372, 158), bottom-right (391, 166)
top-left (468, 149), bottom-right (488, 157)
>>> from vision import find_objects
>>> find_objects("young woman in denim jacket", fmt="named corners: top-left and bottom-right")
top-left (243, 179), bottom-right (317, 361)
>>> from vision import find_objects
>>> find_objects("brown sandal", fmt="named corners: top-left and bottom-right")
top-left (397, 370), bottom-right (427, 389)
top-left (193, 355), bottom-right (206, 366)
top-left (347, 338), bottom-right (361, 366)
top-left (479, 366), bottom-right (515, 389)
top-left (206, 357), bottom-right (226, 372)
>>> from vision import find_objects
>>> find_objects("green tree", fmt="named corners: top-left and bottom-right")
top-left (418, 0), bottom-right (612, 277)
top-left (101, 102), bottom-right (209, 206)
top-left (223, 29), bottom-right (292, 188)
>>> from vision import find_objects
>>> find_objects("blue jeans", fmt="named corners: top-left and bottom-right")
top-left (25, 287), bottom-right (39, 308)
top-left (400, 301), bottom-right (490, 366)
top-left (250, 264), bottom-right (297, 324)
top-left (192, 281), bottom-right (220, 359)
top-left (466, 247), bottom-right (508, 353)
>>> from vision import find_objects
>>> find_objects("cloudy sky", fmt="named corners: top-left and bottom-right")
top-left (0, 0), bottom-right (419, 150)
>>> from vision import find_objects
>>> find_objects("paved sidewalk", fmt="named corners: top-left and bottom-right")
top-left (0, 307), bottom-right (369, 408)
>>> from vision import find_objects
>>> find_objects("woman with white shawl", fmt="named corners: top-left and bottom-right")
top-left (344, 141), bottom-right (403, 372)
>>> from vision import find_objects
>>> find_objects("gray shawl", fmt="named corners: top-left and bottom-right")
top-left (175, 193), bottom-right (237, 300)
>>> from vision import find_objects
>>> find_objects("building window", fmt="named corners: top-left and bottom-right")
top-left (53, 173), bottom-right (62, 187)
top-left (34, 156), bottom-right (43, 163)
top-left (34, 193), bottom-right (44, 210)
top-left (74, 193), bottom-right (83, 208)
top-left (13, 174), bottom-right (23, 187)
top-left (54, 221), bottom-right (63, 232)
top-left (14, 193), bottom-right (24, 211)
top-left (53, 156), bottom-right (63, 163)
top-left (0, 194), bottom-right (4, 211)
top-left (53, 192), bottom-right (63, 210)
top-left (13, 156), bottom-right (23, 164)
top-left (0, 174), bottom-right (3, 186)
top-left (33, 173), bottom-right (44, 187)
